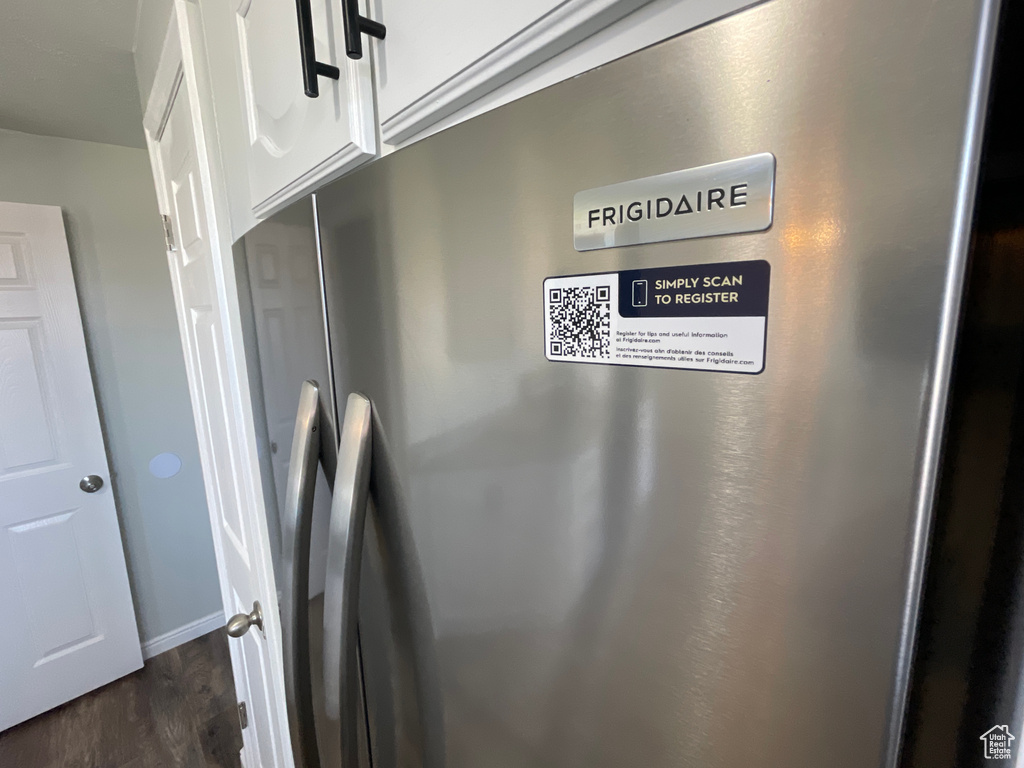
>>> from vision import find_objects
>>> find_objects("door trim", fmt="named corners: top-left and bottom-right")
top-left (141, 3), bottom-right (294, 765)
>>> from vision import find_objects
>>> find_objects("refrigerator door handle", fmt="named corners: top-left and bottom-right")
top-left (323, 392), bottom-right (372, 766)
top-left (280, 380), bottom-right (331, 768)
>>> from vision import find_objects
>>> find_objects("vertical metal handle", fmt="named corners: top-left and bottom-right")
top-left (342, 0), bottom-right (386, 60)
top-left (295, 0), bottom-right (341, 97)
top-left (323, 392), bottom-right (372, 768)
top-left (280, 381), bottom-right (330, 768)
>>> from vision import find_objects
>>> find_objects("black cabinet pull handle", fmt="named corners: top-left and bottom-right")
top-left (342, 0), bottom-right (386, 60)
top-left (295, 0), bottom-right (340, 98)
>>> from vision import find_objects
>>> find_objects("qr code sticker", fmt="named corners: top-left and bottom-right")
top-left (548, 285), bottom-right (611, 358)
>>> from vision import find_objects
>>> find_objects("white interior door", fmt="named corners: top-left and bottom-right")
top-left (235, 0), bottom-right (377, 217)
top-left (147, 38), bottom-right (291, 767)
top-left (0, 202), bottom-right (142, 731)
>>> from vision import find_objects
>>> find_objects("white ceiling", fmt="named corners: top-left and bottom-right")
top-left (0, 0), bottom-right (147, 148)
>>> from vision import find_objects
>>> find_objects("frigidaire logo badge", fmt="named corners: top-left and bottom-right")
top-left (572, 153), bottom-right (775, 252)
top-left (980, 725), bottom-right (1015, 759)
top-left (583, 183), bottom-right (751, 229)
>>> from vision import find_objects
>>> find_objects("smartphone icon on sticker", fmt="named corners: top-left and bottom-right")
top-left (632, 279), bottom-right (648, 307)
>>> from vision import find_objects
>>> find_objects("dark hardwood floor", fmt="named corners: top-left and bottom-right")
top-left (0, 629), bottom-right (242, 768)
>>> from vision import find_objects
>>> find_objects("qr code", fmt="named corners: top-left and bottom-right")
top-left (548, 285), bottom-right (611, 358)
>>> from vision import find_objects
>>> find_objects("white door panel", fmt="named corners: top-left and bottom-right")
top-left (0, 202), bottom-right (142, 731)
top-left (236, 0), bottom-right (377, 217)
top-left (236, 591), bottom-right (282, 767)
top-left (153, 68), bottom-right (288, 768)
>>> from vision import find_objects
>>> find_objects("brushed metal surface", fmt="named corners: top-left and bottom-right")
top-left (574, 153), bottom-right (775, 250)
top-left (885, 0), bottom-right (1002, 762)
top-left (314, 0), bottom-right (996, 765)
top-left (241, 197), bottom-right (361, 768)
top-left (323, 392), bottom-right (372, 768)
top-left (280, 380), bottom-right (325, 768)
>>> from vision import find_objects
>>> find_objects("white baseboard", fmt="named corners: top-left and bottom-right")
top-left (141, 610), bottom-right (225, 660)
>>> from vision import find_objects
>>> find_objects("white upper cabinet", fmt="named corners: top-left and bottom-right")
top-left (206, 0), bottom-right (743, 233)
top-left (235, 0), bottom-right (377, 216)
top-left (374, 0), bottom-right (651, 145)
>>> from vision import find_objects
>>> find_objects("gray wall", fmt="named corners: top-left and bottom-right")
top-left (0, 127), bottom-right (222, 648)
top-left (133, 0), bottom-right (174, 113)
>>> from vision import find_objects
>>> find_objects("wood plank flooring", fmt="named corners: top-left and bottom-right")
top-left (0, 630), bottom-right (242, 768)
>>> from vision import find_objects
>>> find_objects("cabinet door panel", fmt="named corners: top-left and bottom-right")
top-left (376, 0), bottom-right (651, 144)
top-left (237, 0), bottom-right (377, 216)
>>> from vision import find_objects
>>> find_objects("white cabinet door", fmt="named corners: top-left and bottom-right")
top-left (235, 0), bottom-right (377, 217)
top-left (0, 202), bottom-right (142, 730)
top-left (375, 0), bottom-right (651, 144)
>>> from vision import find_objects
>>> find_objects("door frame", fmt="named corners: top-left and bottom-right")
top-left (140, 3), bottom-right (292, 765)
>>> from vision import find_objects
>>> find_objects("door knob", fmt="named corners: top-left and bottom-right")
top-left (227, 601), bottom-right (264, 638)
top-left (79, 475), bottom-right (104, 493)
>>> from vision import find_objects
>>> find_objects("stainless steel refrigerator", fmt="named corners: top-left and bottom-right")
top-left (240, 0), bottom-right (1002, 765)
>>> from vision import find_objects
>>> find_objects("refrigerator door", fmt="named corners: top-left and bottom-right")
top-left (316, 0), bottom-right (997, 765)
top-left (242, 198), bottom-right (336, 594)
top-left (241, 200), bottom-right (368, 768)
